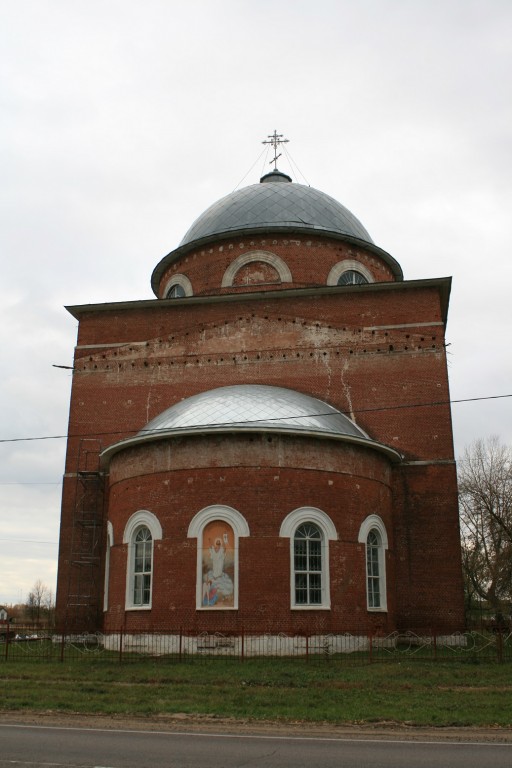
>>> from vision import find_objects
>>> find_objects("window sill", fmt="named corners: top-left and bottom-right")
top-left (125, 605), bottom-right (152, 611)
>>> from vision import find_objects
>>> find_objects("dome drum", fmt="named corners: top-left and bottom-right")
top-left (156, 234), bottom-right (397, 299)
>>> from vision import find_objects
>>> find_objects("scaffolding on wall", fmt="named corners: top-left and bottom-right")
top-left (65, 438), bottom-right (105, 631)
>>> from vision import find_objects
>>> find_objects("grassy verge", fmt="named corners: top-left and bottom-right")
top-left (1, 659), bottom-right (510, 727)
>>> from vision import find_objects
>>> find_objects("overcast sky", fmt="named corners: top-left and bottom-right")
top-left (1, 0), bottom-right (511, 607)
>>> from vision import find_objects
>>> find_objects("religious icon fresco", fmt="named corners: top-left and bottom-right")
top-left (201, 521), bottom-right (235, 608)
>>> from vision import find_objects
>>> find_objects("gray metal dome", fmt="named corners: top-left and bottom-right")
top-left (151, 174), bottom-right (403, 294)
top-left (179, 179), bottom-right (374, 248)
top-left (140, 385), bottom-right (368, 438)
top-left (100, 385), bottom-right (402, 464)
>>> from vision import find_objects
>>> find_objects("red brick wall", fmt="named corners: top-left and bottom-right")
top-left (56, 237), bottom-right (463, 633)
top-left (104, 434), bottom-right (396, 634)
top-left (392, 463), bottom-right (464, 631)
top-left (158, 235), bottom-right (395, 297)
top-left (67, 284), bottom-right (452, 468)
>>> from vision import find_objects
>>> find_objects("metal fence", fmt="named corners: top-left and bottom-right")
top-left (2, 627), bottom-right (511, 664)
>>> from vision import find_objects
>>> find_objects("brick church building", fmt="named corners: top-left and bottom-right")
top-left (55, 156), bottom-right (464, 639)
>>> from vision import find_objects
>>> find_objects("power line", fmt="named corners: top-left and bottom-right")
top-left (0, 482), bottom-right (61, 485)
top-left (232, 146), bottom-right (267, 191)
top-left (0, 538), bottom-right (57, 545)
top-left (0, 393), bottom-right (510, 445)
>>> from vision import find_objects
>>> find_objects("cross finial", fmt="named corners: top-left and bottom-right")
top-left (262, 130), bottom-right (289, 170)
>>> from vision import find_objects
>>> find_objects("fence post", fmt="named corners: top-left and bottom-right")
top-left (369, 633), bottom-right (373, 664)
top-left (4, 625), bottom-right (10, 661)
top-left (241, 628), bottom-right (244, 662)
top-left (179, 628), bottom-right (182, 663)
top-left (119, 630), bottom-right (124, 664)
top-left (496, 631), bottom-right (503, 663)
top-left (60, 631), bottom-right (65, 663)
top-left (433, 631), bottom-right (437, 661)
top-left (306, 634), bottom-right (309, 663)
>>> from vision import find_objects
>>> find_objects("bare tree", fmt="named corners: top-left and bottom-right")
top-left (458, 437), bottom-right (512, 617)
top-left (26, 580), bottom-right (54, 626)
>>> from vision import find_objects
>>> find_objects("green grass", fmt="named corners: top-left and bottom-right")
top-left (1, 658), bottom-right (511, 727)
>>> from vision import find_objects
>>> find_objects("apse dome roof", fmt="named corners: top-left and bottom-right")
top-left (100, 385), bottom-right (402, 463)
top-left (141, 384), bottom-right (367, 438)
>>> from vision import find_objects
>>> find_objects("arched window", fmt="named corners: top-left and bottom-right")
top-left (366, 529), bottom-right (382, 608)
top-left (166, 283), bottom-right (186, 298)
top-left (123, 510), bottom-right (162, 610)
top-left (103, 521), bottom-right (113, 612)
top-left (293, 523), bottom-right (322, 605)
top-left (327, 260), bottom-right (373, 286)
top-left (221, 250), bottom-right (292, 287)
top-left (161, 273), bottom-right (193, 299)
top-left (187, 505), bottom-right (250, 610)
top-left (337, 269), bottom-right (369, 286)
top-left (280, 507), bottom-right (337, 609)
top-left (358, 515), bottom-right (388, 612)
top-left (132, 526), bottom-right (152, 606)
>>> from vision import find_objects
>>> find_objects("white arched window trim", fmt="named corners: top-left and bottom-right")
top-left (358, 514), bottom-right (388, 612)
top-left (187, 505), bottom-right (250, 610)
top-left (123, 510), bottom-right (162, 611)
top-left (221, 250), bottom-right (293, 287)
top-left (103, 521), bottom-right (114, 612)
top-left (162, 273), bottom-right (193, 299)
top-left (280, 507), bottom-right (337, 610)
top-left (327, 259), bottom-right (374, 285)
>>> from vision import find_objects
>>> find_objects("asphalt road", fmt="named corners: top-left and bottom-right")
top-left (1, 722), bottom-right (511, 768)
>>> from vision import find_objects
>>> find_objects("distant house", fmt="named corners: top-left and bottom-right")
top-left (0, 606), bottom-right (8, 622)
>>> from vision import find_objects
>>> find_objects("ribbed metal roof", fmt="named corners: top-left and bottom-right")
top-left (179, 180), bottom-right (373, 248)
top-left (100, 384), bottom-right (402, 464)
top-left (151, 173), bottom-right (404, 294)
top-left (139, 385), bottom-right (368, 439)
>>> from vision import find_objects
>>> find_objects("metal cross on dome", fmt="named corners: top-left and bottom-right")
top-left (262, 130), bottom-right (289, 169)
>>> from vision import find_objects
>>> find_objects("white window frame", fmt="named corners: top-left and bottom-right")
top-left (162, 273), bottom-right (193, 299)
top-left (187, 505), bottom-right (250, 610)
top-left (358, 514), bottom-right (388, 612)
top-left (280, 507), bottom-right (337, 610)
top-left (221, 250), bottom-right (292, 287)
top-left (327, 259), bottom-right (374, 285)
top-left (103, 521), bottom-right (113, 612)
top-left (123, 510), bottom-right (162, 611)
